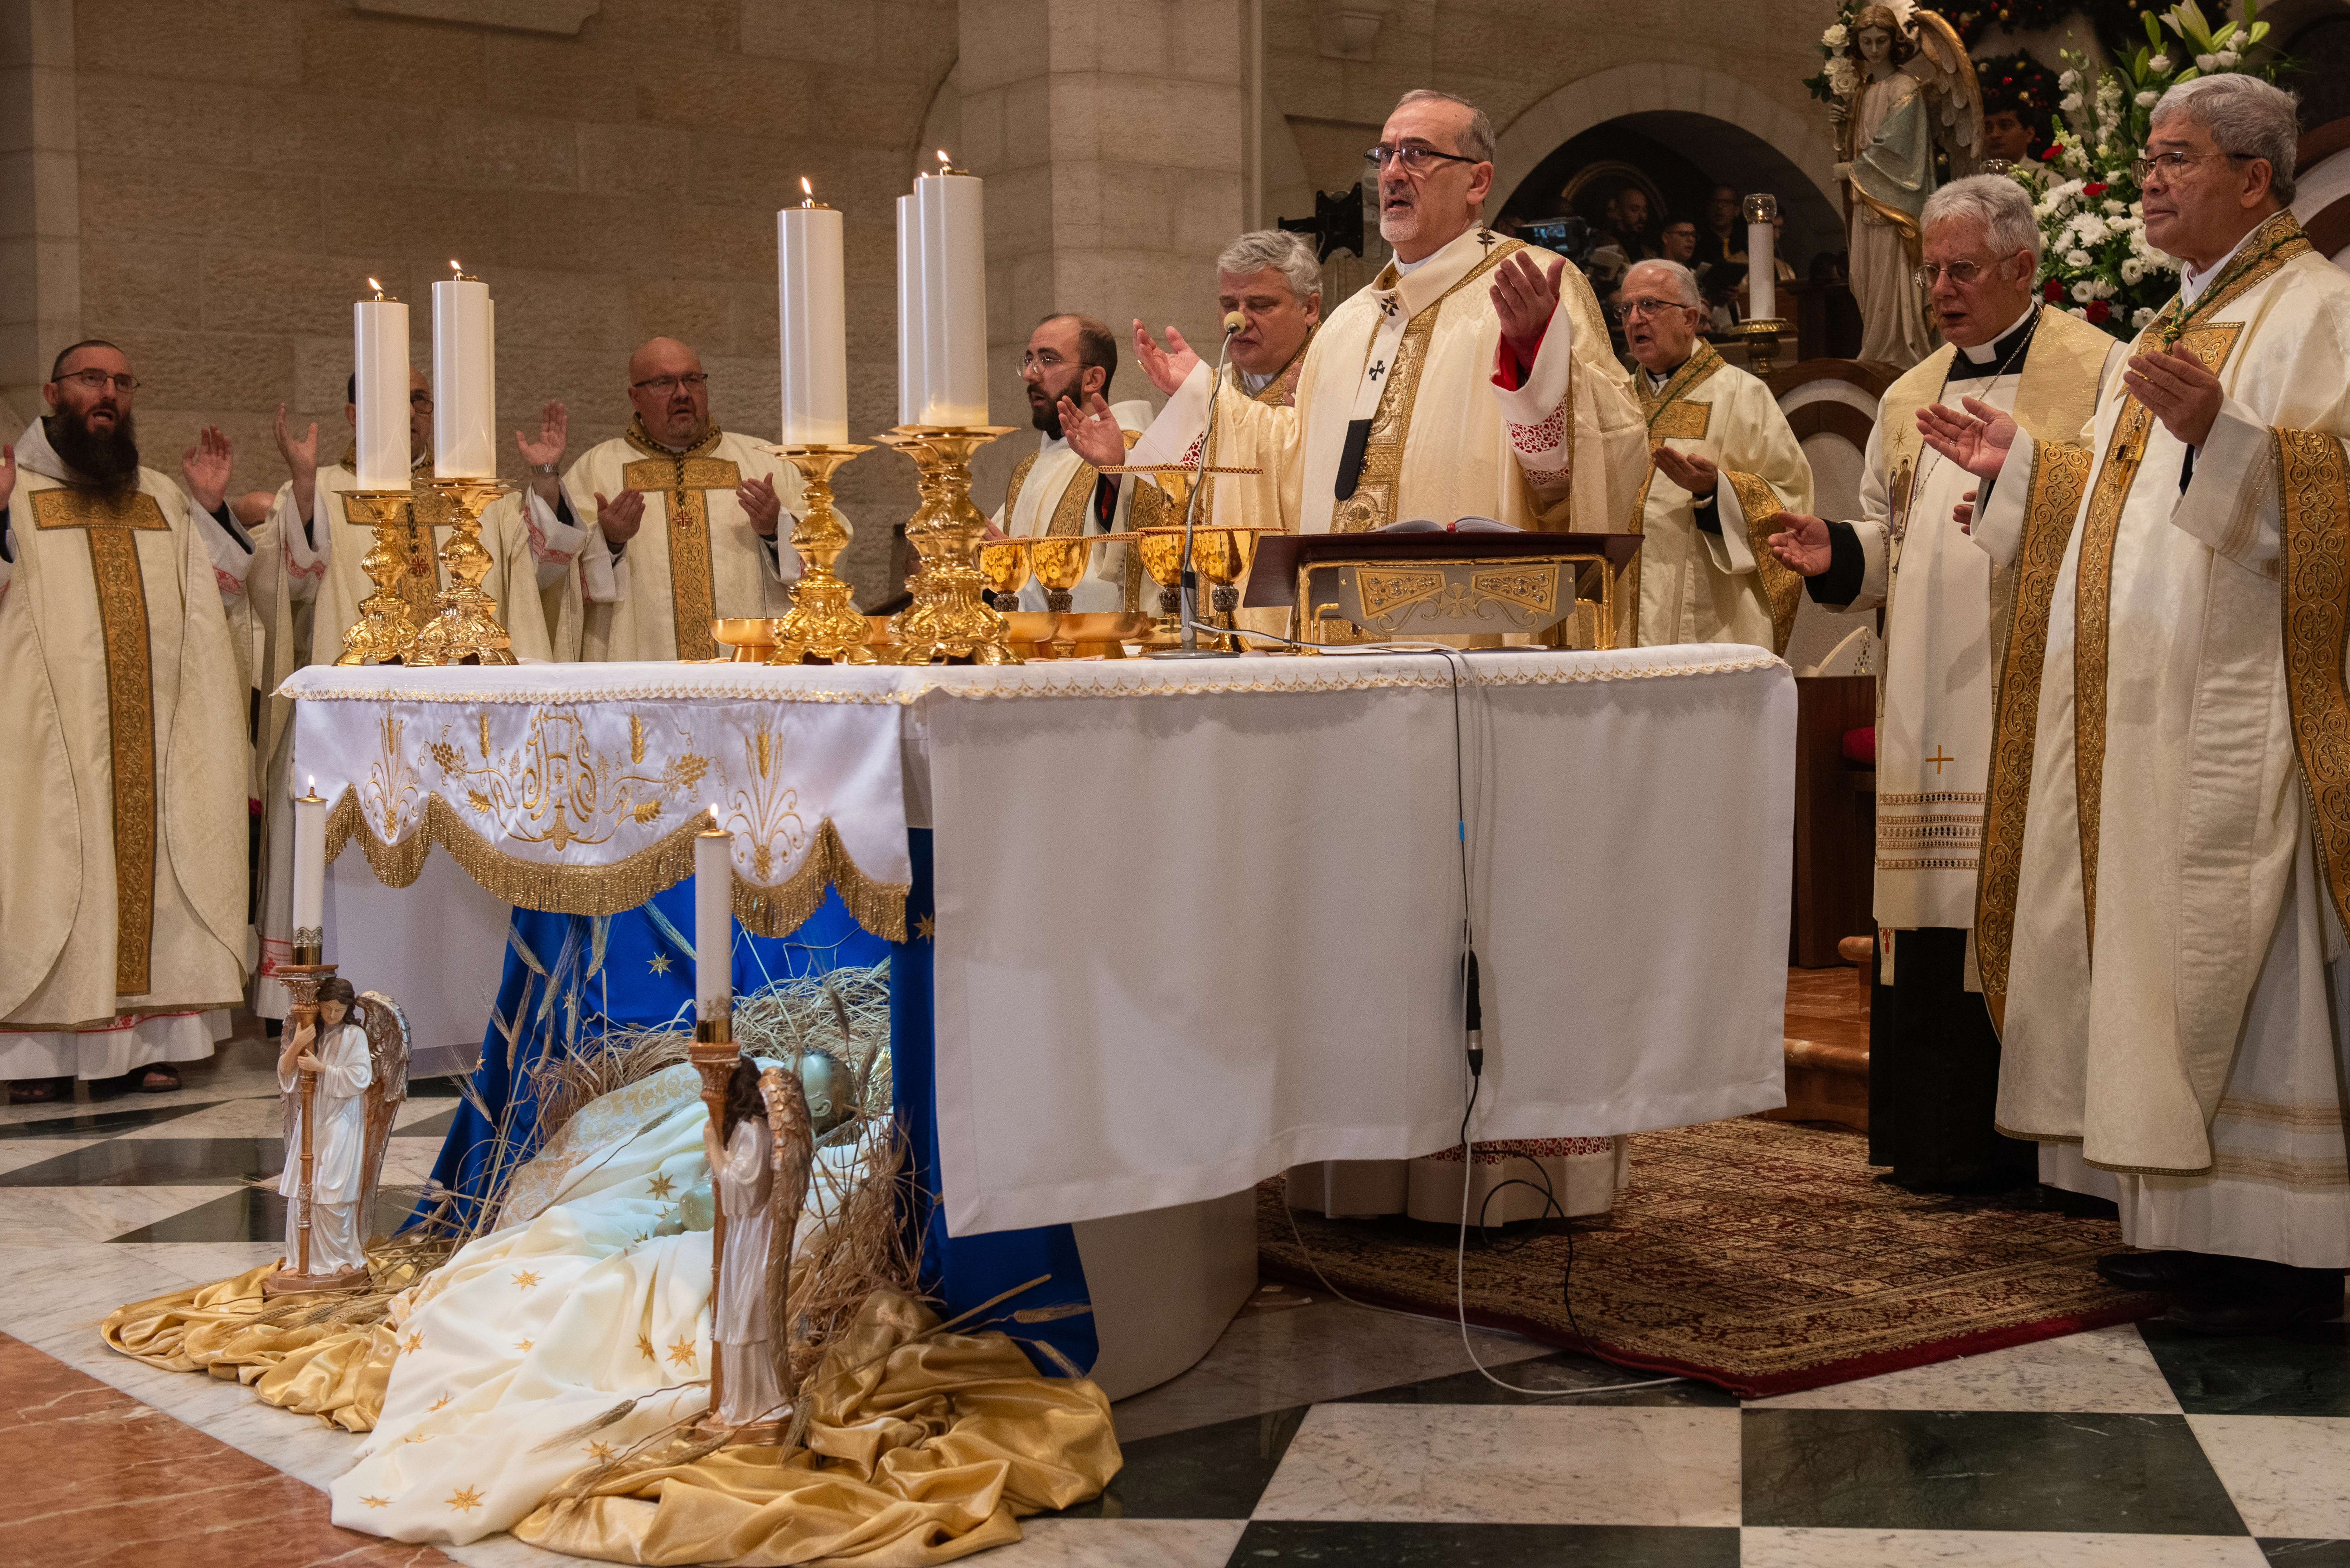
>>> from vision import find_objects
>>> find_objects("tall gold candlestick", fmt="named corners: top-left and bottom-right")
top-left (336, 490), bottom-right (428, 665)
top-left (765, 444), bottom-right (877, 665)
top-left (876, 424), bottom-right (1018, 664)
top-left (406, 476), bottom-right (515, 667)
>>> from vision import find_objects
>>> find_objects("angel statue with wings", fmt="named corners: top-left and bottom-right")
top-left (1828, 4), bottom-right (1982, 367)
top-left (268, 978), bottom-right (411, 1295)
top-left (700, 1057), bottom-right (814, 1431)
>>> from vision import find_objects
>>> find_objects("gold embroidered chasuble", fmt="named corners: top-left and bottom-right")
top-left (563, 423), bottom-right (811, 663)
top-left (0, 444), bottom-right (248, 1030)
top-left (1964, 215), bottom-right (2350, 1256)
top-left (1626, 342), bottom-right (1814, 654)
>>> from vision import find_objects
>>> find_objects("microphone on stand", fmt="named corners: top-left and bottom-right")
top-left (1155, 310), bottom-right (1246, 660)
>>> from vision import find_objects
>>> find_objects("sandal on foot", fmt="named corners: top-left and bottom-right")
top-left (7, 1077), bottom-right (71, 1105)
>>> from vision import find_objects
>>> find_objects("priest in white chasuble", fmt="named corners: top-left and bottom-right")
top-left (564, 337), bottom-right (822, 663)
top-left (1923, 77), bottom-right (2350, 1330)
top-left (1769, 176), bottom-right (2124, 1192)
top-left (1200, 229), bottom-right (1321, 641)
top-left (272, 370), bottom-right (584, 667)
top-left (0, 341), bottom-right (249, 1101)
top-left (989, 313), bottom-right (1168, 614)
top-left (1067, 90), bottom-right (1645, 579)
top-left (1617, 259), bottom-right (1812, 653)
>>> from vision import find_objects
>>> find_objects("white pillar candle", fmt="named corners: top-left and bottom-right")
top-left (291, 777), bottom-right (327, 941)
top-left (695, 811), bottom-right (732, 1023)
top-left (1742, 193), bottom-right (1778, 323)
top-left (779, 182), bottom-right (849, 445)
top-left (352, 285), bottom-right (410, 490)
top-left (895, 193), bottom-right (928, 428)
top-left (432, 266), bottom-right (496, 478)
top-left (914, 158), bottom-right (988, 426)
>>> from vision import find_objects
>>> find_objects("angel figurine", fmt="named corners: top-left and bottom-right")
top-left (702, 1058), bottom-right (813, 1430)
top-left (1832, 4), bottom-right (1981, 367)
top-left (268, 978), bottom-right (410, 1294)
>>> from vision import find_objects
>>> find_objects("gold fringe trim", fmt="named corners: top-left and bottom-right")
top-left (2275, 425), bottom-right (2350, 944)
top-left (324, 789), bottom-right (908, 941)
top-left (1975, 438), bottom-right (2093, 1031)
top-left (1724, 468), bottom-right (1800, 656)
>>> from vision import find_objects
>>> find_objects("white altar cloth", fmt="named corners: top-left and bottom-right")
top-left (285, 646), bottom-right (1793, 1237)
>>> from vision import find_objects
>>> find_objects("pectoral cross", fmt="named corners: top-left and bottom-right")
top-left (32, 486), bottom-right (171, 993)
top-left (1927, 745), bottom-right (1955, 775)
top-left (1367, 361), bottom-right (1386, 381)
top-left (1379, 296), bottom-right (1401, 317)
top-left (1478, 228), bottom-right (1498, 252)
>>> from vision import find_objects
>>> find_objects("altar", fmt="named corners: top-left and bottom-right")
top-left (286, 644), bottom-right (1794, 1396)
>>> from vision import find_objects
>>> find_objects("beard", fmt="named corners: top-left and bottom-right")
top-left (1028, 377), bottom-right (1083, 438)
top-left (46, 408), bottom-right (141, 492)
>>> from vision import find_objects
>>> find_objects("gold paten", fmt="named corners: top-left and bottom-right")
top-left (405, 477), bottom-right (516, 667)
top-left (337, 489), bottom-right (432, 665)
top-left (875, 424), bottom-right (1020, 664)
top-left (764, 444), bottom-right (877, 666)
top-left (712, 618), bottom-right (779, 663)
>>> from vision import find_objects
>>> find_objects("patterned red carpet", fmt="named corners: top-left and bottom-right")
top-left (1259, 1117), bottom-right (2170, 1398)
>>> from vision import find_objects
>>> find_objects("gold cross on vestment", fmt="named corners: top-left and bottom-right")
top-left (620, 453), bottom-right (743, 661)
top-left (1928, 746), bottom-right (1955, 775)
top-left (32, 487), bottom-right (170, 993)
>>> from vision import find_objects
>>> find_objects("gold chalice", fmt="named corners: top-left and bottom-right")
top-left (1135, 526), bottom-right (1277, 647)
top-left (979, 535), bottom-right (1032, 614)
top-left (1027, 534), bottom-right (1094, 616)
top-left (1135, 528), bottom-right (1188, 638)
top-left (1193, 526), bottom-right (1263, 648)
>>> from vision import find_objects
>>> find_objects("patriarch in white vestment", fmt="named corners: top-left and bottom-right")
top-left (0, 342), bottom-right (248, 1099)
top-left (277, 977), bottom-right (374, 1276)
top-left (1616, 258), bottom-right (1812, 653)
top-left (1771, 178), bottom-right (2124, 1193)
top-left (1922, 77), bottom-right (2350, 1330)
top-left (987, 313), bottom-right (1170, 613)
top-left (1066, 89), bottom-right (1646, 1222)
top-left (562, 337), bottom-right (828, 662)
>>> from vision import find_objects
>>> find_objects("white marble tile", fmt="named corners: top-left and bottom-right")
top-left (112, 1094), bottom-right (283, 1139)
top-left (0, 1136), bottom-right (98, 1175)
top-left (1111, 1299), bottom-right (1554, 1443)
top-left (942, 1520), bottom-right (1248, 1567)
top-left (1739, 1528), bottom-right (2271, 1566)
top-left (2188, 1414), bottom-right (2350, 1538)
top-left (1746, 1325), bottom-right (2183, 1414)
top-left (1251, 1402), bottom-right (1741, 1526)
top-left (0, 1184), bottom-right (239, 1244)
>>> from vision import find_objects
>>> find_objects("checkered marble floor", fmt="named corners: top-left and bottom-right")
top-left (6, 1035), bottom-right (2347, 1568)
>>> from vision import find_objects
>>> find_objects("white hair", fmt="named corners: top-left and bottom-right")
top-left (1215, 229), bottom-right (1322, 302)
top-left (1623, 258), bottom-right (1702, 307)
top-left (1921, 173), bottom-right (2043, 263)
top-left (2153, 74), bottom-right (2300, 204)
top-left (1392, 88), bottom-right (1495, 165)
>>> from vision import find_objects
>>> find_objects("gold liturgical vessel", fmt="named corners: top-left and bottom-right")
top-left (338, 477), bottom-right (514, 666)
top-left (875, 424), bottom-right (1019, 664)
top-left (765, 444), bottom-right (877, 664)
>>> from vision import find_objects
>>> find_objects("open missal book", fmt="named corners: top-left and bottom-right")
top-left (1376, 516), bottom-right (1524, 534)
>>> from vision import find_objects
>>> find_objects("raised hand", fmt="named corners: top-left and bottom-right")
top-left (274, 402), bottom-right (319, 521)
top-left (1132, 320), bottom-right (1202, 397)
top-left (1056, 392), bottom-right (1128, 469)
top-left (182, 425), bottom-right (234, 514)
top-left (1490, 250), bottom-right (1566, 367)
top-left (596, 487), bottom-right (648, 546)
top-left (1768, 512), bottom-right (1835, 577)
top-left (1651, 445), bottom-right (1720, 498)
top-left (515, 400), bottom-right (568, 470)
top-left (1916, 396), bottom-right (2018, 481)
top-left (2123, 342), bottom-right (2222, 451)
top-left (737, 474), bottom-right (782, 536)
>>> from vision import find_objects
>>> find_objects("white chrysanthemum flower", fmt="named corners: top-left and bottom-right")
top-left (2196, 52), bottom-right (2218, 70)
top-left (2216, 48), bottom-right (2238, 67)
top-left (2150, 53), bottom-right (2173, 72)
top-left (2133, 307), bottom-right (2157, 329)
top-left (2061, 91), bottom-right (2084, 112)
top-left (2104, 199), bottom-right (2127, 215)
top-left (2060, 68), bottom-right (2080, 88)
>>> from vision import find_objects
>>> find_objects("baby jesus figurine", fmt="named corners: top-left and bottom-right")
top-left (276, 976), bottom-right (374, 1286)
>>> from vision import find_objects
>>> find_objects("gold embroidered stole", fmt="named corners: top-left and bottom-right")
top-left (1330, 238), bottom-right (1524, 534)
top-left (32, 485), bottom-right (171, 994)
top-left (621, 420), bottom-right (740, 661)
top-left (2276, 428), bottom-right (2350, 943)
top-left (2071, 216), bottom-right (2307, 953)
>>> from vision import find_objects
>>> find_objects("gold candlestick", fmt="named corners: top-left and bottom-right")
top-left (406, 476), bottom-right (515, 667)
top-left (336, 490), bottom-right (428, 665)
top-left (877, 424), bottom-right (1019, 664)
top-left (765, 444), bottom-right (877, 665)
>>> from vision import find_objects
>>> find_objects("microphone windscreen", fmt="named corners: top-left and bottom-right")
top-left (1223, 311), bottom-right (1245, 336)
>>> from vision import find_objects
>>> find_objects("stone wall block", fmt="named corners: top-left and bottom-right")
top-left (632, 49), bottom-right (813, 139)
top-left (80, 245), bottom-right (199, 334)
top-left (82, 79), bottom-right (252, 170)
top-left (577, 122), bottom-right (696, 197)
top-left (98, 327), bottom-right (296, 412)
top-left (592, 0), bottom-right (740, 49)
top-left (76, 0), bottom-right (300, 87)
top-left (81, 159), bottom-right (325, 249)
top-left (201, 250), bottom-right (383, 336)
top-left (480, 33), bottom-right (640, 122)
top-left (296, 12), bottom-right (489, 106)
top-left (626, 277), bottom-right (738, 355)
top-left (324, 183), bottom-right (512, 270)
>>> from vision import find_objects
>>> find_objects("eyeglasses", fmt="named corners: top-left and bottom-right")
top-left (410, 392), bottom-right (433, 409)
top-left (630, 373), bottom-right (709, 394)
top-left (1017, 349), bottom-right (1072, 376)
top-left (1911, 258), bottom-right (2014, 288)
top-left (1619, 297), bottom-right (1692, 320)
top-left (1364, 143), bottom-right (1481, 175)
top-left (56, 370), bottom-right (139, 394)
top-left (2130, 149), bottom-right (2255, 184)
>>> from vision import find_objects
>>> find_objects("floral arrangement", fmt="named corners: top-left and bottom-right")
top-left (1977, 49), bottom-right (2062, 160)
top-left (2010, 0), bottom-right (2279, 338)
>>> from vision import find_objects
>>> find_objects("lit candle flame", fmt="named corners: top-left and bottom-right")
top-left (366, 277), bottom-right (381, 293)
top-left (708, 805), bottom-right (719, 826)
top-left (801, 176), bottom-right (812, 196)
top-left (449, 259), bottom-right (463, 276)
top-left (307, 775), bottom-right (316, 790)
top-left (936, 149), bottom-right (950, 166)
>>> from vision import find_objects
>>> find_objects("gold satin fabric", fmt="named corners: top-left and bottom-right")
top-left (512, 1290), bottom-right (1120, 1567)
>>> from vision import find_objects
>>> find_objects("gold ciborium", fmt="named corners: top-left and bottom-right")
top-left (336, 489), bottom-right (430, 665)
top-left (766, 444), bottom-right (876, 665)
top-left (711, 618), bottom-right (778, 663)
top-left (405, 476), bottom-right (515, 667)
top-left (876, 424), bottom-right (1019, 664)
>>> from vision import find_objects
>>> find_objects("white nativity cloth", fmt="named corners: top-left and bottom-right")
top-left (0, 420), bottom-right (249, 1042)
top-left (278, 1017), bottom-right (374, 1274)
top-left (1135, 225), bottom-right (1646, 538)
top-left (1973, 240), bottom-right (2350, 1266)
top-left (712, 1115), bottom-right (784, 1425)
top-left (562, 429), bottom-right (818, 662)
top-left (994, 399), bottom-right (1154, 614)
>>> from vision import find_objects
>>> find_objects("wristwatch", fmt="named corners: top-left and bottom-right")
top-left (531, 461), bottom-right (559, 476)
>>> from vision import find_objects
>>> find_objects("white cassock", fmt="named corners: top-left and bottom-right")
top-left (0, 420), bottom-right (248, 1081)
top-left (278, 1018), bottom-right (374, 1274)
top-left (712, 1115), bottom-right (783, 1425)
top-left (563, 424), bottom-right (825, 663)
top-left (993, 399), bottom-right (1167, 614)
top-left (1629, 341), bottom-right (1813, 653)
top-left (1972, 212), bottom-right (2350, 1264)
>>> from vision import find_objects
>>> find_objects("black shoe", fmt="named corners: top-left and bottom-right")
top-left (2165, 1264), bottom-right (2347, 1335)
top-left (2097, 1250), bottom-right (2228, 1291)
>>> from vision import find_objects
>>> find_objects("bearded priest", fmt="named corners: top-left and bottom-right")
top-left (0, 341), bottom-right (250, 1102)
top-left (1768, 176), bottom-right (2125, 1193)
top-left (1064, 90), bottom-right (1644, 574)
top-left (1919, 76), bottom-right (2350, 1331)
top-left (987, 313), bottom-right (1166, 613)
top-left (564, 337), bottom-right (824, 663)
top-left (1618, 258), bottom-right (1813, 653)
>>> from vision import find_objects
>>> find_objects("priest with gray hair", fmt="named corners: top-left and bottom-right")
top-left (1617, 256), bottom-right (1813, 653)
top-left (1770, 173), bottom-right (2126, 1194)
top-left (1916, 74), bottom-right (2350, 1330)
